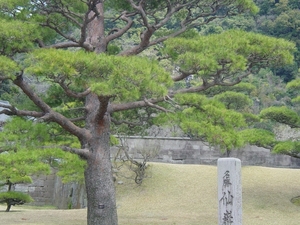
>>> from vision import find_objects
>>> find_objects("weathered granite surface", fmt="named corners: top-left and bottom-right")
top-left (218, 158), bottom-right (242, 225)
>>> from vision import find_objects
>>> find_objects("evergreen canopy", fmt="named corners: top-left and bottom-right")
top-left (0, 1), bottom-right (296, 224)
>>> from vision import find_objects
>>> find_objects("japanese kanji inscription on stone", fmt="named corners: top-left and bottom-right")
top-left (218, 158), bottom-right (242, 225)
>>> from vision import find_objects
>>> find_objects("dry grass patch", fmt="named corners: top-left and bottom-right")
top-left (116, 163), bottom-right (218, 225)
top-left (1, 163), bottom-right (300, 225)
top-left (0, 206), bottom-right (86, 225)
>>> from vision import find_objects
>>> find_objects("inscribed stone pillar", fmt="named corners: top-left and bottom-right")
top-left (218, 158), bottom-right (242, 225)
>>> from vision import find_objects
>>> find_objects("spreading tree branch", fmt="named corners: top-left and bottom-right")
top-left (111, 69), bottom-right (252, 113)
top-left (106, 13), bottom-right (134, 43)
top-left (144, 98), bottom-right (172, 113)
top-left (59, 81), bottom-right (91, 98)
top-left (119, 0), bottom-right (238, 56)
top-left (12, 75), bottom-right (89, 140)
top-left (42, 145), bottom-right (90, 159)
top-left (0, 106), bottom-right (45, 118)
top-left (172, 70), bottom-right (197, 82)
top-left (60, 146), bottom-right (90, 159)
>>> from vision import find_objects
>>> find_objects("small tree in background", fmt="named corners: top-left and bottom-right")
top-left (0, 117), bottom-right (86, 211)
top-left (113, 137), bottom-right (160, 185)
top-left (0, 150), bottom-right (49, 212)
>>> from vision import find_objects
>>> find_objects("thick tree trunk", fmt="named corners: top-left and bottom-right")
top-left (84, 94), bottom-right (118, 225)
top-left (84, 2), bottom-right (118, 224)
top-left (84, 139), bottom-right (117, 225)
top-left (86, 1), bottom-right (107, 54)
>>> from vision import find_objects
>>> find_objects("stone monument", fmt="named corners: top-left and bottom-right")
top-left (218, 158), bottom-right (242, 225)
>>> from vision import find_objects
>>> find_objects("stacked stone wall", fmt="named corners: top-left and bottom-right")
top-left (1, 170), bottom-right (86, 209)
top-left (113, 136), bottom-right (300, 168)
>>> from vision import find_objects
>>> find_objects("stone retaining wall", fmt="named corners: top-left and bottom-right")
top-left (1, 170), bottom-right (86, 209)
top-left (113, 136), bottom-right (300, 168)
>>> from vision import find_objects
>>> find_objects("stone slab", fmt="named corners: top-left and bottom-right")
top-left (218, 158), bottom-right (242, 225)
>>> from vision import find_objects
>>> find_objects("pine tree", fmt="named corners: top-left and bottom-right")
top-left (0, 146), bottom-right (49, 212)
top-left (0, 1), bottom-right (295, 224)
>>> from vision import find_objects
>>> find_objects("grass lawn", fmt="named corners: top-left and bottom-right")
top-left (1, 163), bottom-right (300, 224)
